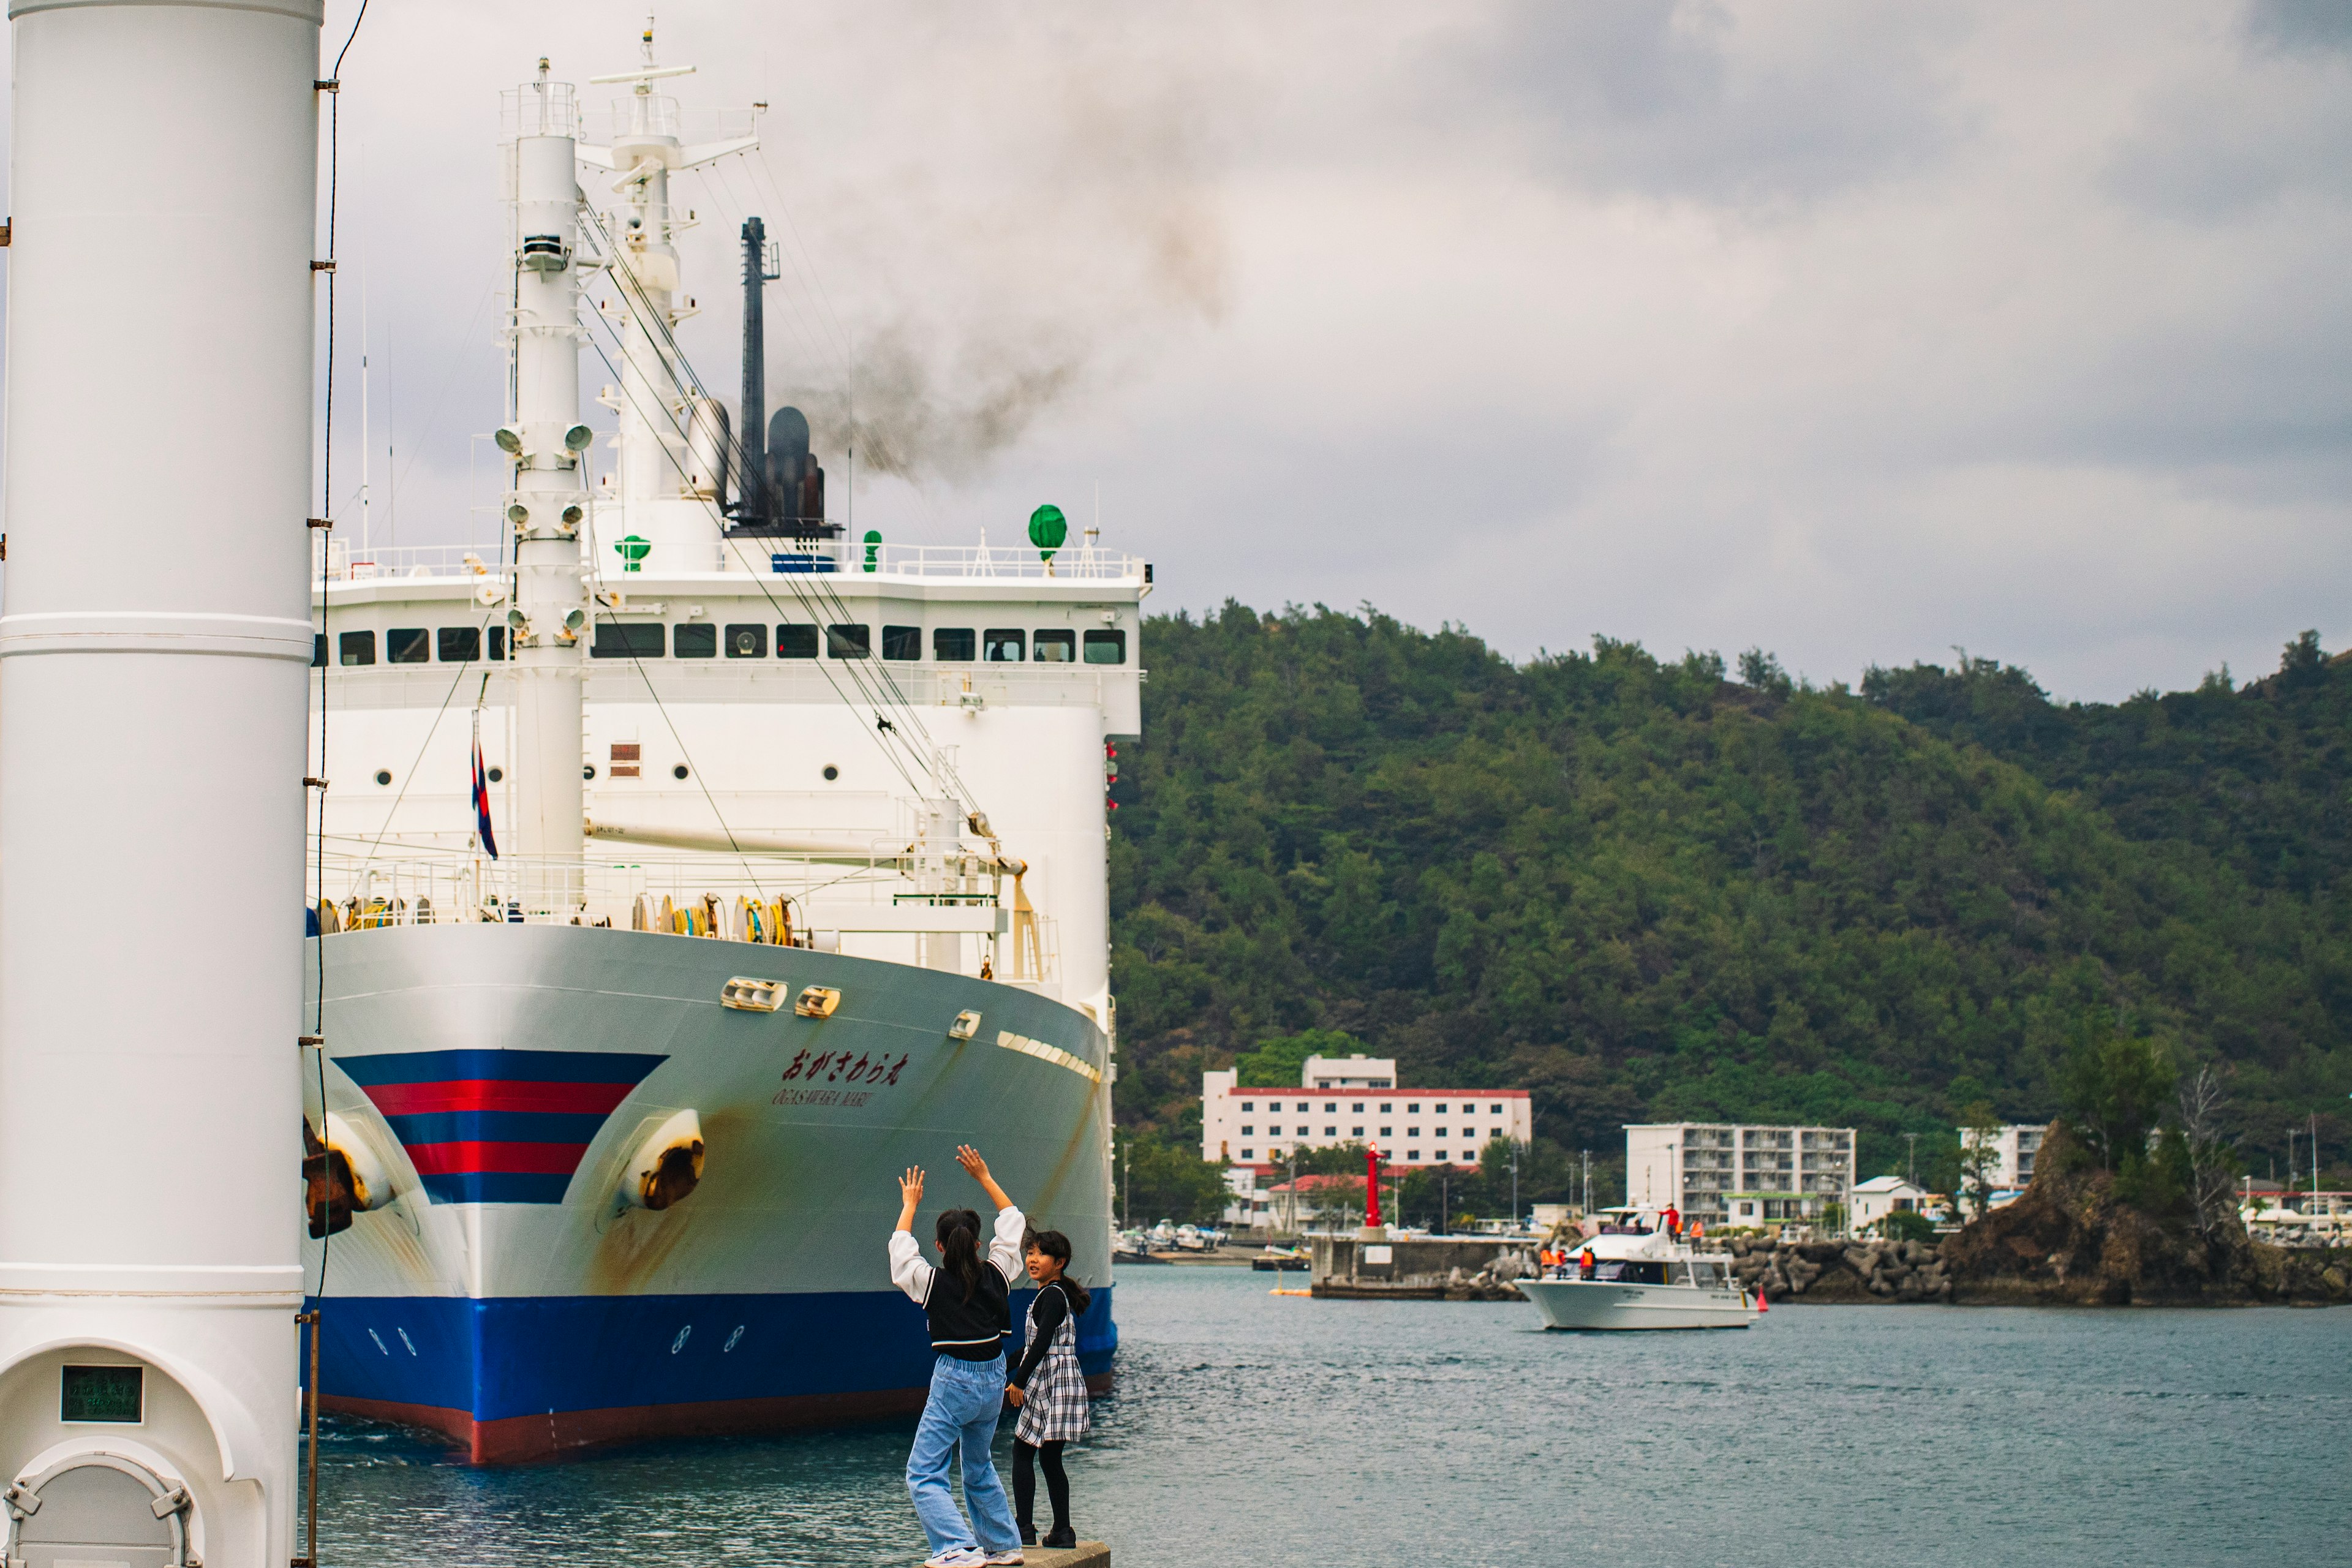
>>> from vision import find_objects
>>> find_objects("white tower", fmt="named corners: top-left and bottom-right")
top-left (0, 1), bottom-right (320, 1565)
top-left (501, 64), bottom-right (594, 896)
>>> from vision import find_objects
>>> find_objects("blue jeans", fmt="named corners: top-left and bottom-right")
top-left (906, 1352), bottom-right (1018, 1556)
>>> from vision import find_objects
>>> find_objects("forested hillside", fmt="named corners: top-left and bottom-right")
top-left (1106, 605), bottom-right (2350, 1210)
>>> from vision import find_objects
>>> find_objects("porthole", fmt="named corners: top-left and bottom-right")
top-left (486, 767), bottom-right (503, 783)
top-left (822, 764), bottom-right (839, 782)
top-left (673, 764), bottom-right (689, 780)
top-left (374, 769), bottom-right (392, 786)
top-left (583, 764), bottom-right (597, 780)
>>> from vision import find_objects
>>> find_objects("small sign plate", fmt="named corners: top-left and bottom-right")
top-left (60, 1364), bottom-right (142, 1423)
top-left (1363, 1245), bottom-right (1393, 1264)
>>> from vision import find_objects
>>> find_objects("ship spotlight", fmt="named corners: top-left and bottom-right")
top-left (622, 1109), bottom-right (706, 1212)
top-left (494, 424), bottom-right (525, 456)
top-left (564, 423), bottom-right (595, 453)
top-left (561, 503), bottom-right (584, 526)
top-left (506, 502), bottom-right (530, 526)
top-left (562, 608), bottom-right (587, 636)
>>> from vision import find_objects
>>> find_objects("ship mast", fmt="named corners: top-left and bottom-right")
top-left (501, 61), bottom-right (594, 905)
top-left (580, 23), bottom-right (756, 573)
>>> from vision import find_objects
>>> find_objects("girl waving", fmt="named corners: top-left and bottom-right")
top-left (889, 1146), bottom-right (1027, 1567)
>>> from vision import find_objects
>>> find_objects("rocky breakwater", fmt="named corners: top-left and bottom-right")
top-left (1722, 1235), bottom-right (1953, 1304)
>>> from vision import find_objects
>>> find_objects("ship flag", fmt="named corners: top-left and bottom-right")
top-left (472, 708), bottom-right (499, 859)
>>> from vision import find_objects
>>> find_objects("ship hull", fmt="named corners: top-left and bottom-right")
top-left (1513, 1277), bottom-right (1756, 1330)
top-left (300, 923), bottom-right (1118, 1462)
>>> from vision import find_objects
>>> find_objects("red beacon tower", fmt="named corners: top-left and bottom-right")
top-left (1360, 1142), bottom-right (1387, 1240)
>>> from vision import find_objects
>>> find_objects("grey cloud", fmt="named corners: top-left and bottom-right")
top-left (1447, 1), bottom-right (1967, 206)
top-left (2245, 0), bottom-right (2352, 55)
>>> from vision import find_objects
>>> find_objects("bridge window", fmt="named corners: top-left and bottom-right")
top-left (674, 624), bottom-right (717, 658)
top-left (1084, 629), bottom-right (1126, 664)
top-left (437, 627), bottom-right (480, 662)
top-left (882, 625), bottom-right (922, 660)
top-left (934, 628), bottom-right (975, 662)
top-left (827, 624), bottom-right (871, 659)
top-left (591, 623), bottom-right (665, 659)
top-left (777, 625), bottom-right (818, 659)
top-left (387, 628), bottom-right (429, 664)
top-left (338, 630), bottom-right (375, 666)
top-left (725, 624), bottom-right (767, 658)
top-left (1033, 629), bottom-right (1076, 663)
top-left (984, 628), bottom-right (1024, 662)
top-left (488, 627), bottom-right (505, 661)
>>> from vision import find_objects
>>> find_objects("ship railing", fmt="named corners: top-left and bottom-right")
top-left (500, 81), bottom-right (581, 141)
top-left (312, 537), bottom-right (1145, 586)
top-left (313, 539), bottom-right (503, 582)
top-left (310, 845), bottom-right (1057, 979)
top-left (868, 543), bottom-right (1144, 581)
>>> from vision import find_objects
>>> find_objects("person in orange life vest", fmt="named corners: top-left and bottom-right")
top-left (1579, 1246), bottom-right (1596, 1280)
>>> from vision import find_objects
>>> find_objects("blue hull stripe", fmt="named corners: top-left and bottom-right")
top-left (337, 1048), bottom-right (671, 1086)
top-left (306, 1286), bottom-right (1119, 1423)
top-left (378, 1109), bottom-right (613, 1144)
top-left (415, 1173), bottom-right (576, 1204)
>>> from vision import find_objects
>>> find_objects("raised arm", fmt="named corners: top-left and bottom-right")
top-left (954, 1145), bottom-right (1013, 1211)
top-left (888, 1166), bottom-right (934, 1303)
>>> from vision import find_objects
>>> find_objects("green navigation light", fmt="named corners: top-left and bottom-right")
top-left (1028, 503), bottom-right (1068, 562)
top-left (615, 535), bottom-right (650, 573)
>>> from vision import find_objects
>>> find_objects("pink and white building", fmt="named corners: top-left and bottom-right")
top-left (1200, 1054), bottom-right (1532, 1170)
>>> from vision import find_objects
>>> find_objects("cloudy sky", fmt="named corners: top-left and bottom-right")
top-left (15, 1), bottom-right (2348, 699)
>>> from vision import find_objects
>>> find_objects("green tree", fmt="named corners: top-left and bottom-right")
top-left (1114, 1129), bottom-right (1229, 1227)
top-left (2059, 1011), bottom-right (2176, 1172)
top-left (1957, 1102), bottom-right (2004, 1219)
top-left (1234, 1028), bottom-right (1367, 1088)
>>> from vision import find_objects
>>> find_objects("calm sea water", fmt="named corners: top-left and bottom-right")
top-left (313, 1268), bottom-right (2351, 1567)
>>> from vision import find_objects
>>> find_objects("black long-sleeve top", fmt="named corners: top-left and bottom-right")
top-left (1009, 1280), bottom-right (1072, 1390)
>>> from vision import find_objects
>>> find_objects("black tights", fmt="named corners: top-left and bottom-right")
top-left (1012, 1439), bottom-right (1068, 1536)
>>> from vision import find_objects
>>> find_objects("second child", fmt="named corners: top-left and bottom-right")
top-left (1005, 1228), bottom-right (1092, 1549)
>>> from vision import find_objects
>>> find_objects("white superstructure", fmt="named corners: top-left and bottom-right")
top-left (0, 1), bottom-right (320, 1563)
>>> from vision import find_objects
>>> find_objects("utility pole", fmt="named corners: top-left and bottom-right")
top-left (1581, 1148), bottom-right (1591, 1215)
top-left (1510, 1143), bottom-right (1521, 1234)
top-left (1120, 1139), bottom-right (1129, 1229)
top-left (1904, 1133), bottom-right (1919, 1188)
top-left (2286, 1129), bottom-right (2298, 1204)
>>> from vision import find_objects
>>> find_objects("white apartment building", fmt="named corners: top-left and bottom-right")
top-left (1960, 1123), bottom-right (2046, 1189)
top-left (1201, 1065), bottom-right (1532, 1170)
top-left (1626, 1122), bottom-right (1856, 1229)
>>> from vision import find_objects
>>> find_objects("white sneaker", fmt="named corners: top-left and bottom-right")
top-left (924, 1550), bottom-right (988, 1568)
top-left (984, 1553), bottom-right (1027, 1566)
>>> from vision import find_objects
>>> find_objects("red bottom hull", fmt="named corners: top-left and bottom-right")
top-left (326, 1371), bottom-right (1117, 1464)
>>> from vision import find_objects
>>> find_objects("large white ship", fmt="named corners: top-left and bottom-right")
top-left (298, 37), bottom-right (1134, 1462)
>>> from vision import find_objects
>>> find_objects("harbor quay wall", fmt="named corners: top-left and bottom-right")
top-left (1310, 1237), bottom-right (1534, 1300)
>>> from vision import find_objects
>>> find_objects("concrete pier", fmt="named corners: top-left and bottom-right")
top-left (1311, 1235), bottom-right (1536, 1299)
top-left (911, 1545), bottom-right (1106, 1566)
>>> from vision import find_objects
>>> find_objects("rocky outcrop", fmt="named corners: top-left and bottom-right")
top-left (1940, 1121), bottom-right (2350, 1306)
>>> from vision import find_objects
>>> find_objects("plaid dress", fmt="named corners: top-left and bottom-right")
top-left (1012, 1281), bottom-right (1090, 1444)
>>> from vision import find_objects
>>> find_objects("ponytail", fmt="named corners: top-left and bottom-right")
top-left (936, 1207), bottom-right (984, 1303)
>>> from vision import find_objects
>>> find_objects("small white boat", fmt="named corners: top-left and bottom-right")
top-left (1515, 1207), bottom-right (1760, 1331)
